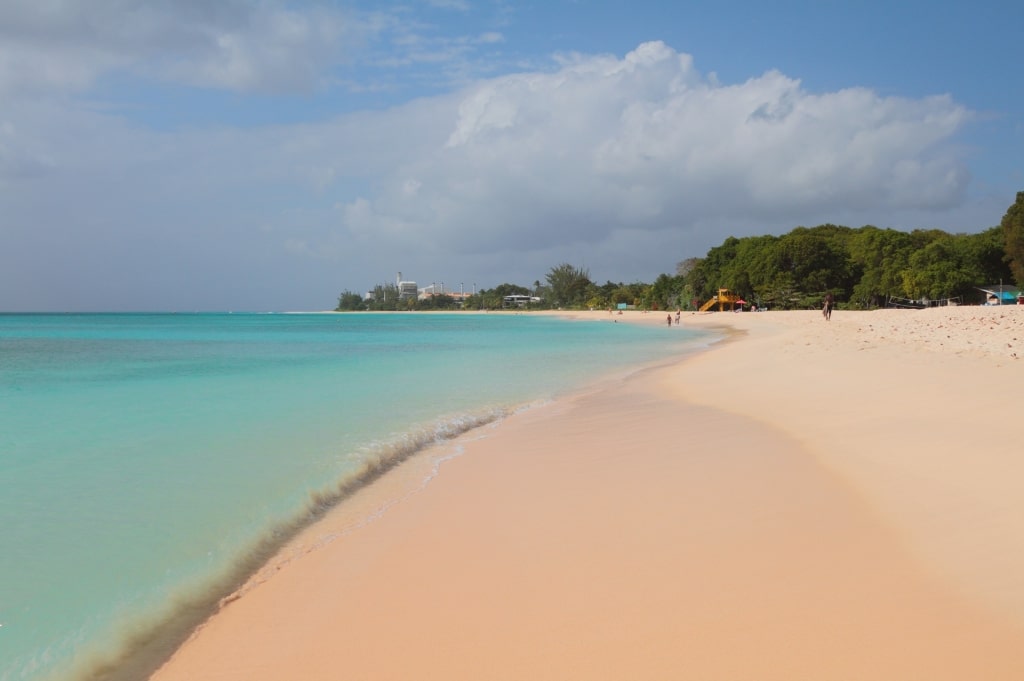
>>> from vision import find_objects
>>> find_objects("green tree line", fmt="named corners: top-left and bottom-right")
top-left (338, 192), bottom-right (1024, 312)
top-left (666, 223), bottom-right (1011, 310)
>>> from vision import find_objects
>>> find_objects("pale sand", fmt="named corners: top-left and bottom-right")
top-left (150, 306), bottom-right (1024, 680)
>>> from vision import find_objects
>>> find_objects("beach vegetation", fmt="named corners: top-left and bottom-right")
top-left (417, 293), bottom-right (459, 310)
top-left (463, 283), bottom-right (536, 310)
top-left (545, 263), bottom-right (594, 308)
top-left (354, 283), bottom-right (403, 311)
top-left (648, 273), bottom-right (686, 310)
top-left (596, 281), bottom-right (649, 308)
top-left (1001, 191), bottom-right (1024, 285)
top-left (336, 290), bottom-right (366, 311)
top-left (681, 223), bottom-right (1014, 309)
top-left (676, 257), bottom-right (701, 277)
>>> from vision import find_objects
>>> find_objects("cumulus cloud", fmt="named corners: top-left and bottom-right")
top-left (336, 41), bottom-right (971, 258)
top-left (0, 36), bottom-right (979, 310)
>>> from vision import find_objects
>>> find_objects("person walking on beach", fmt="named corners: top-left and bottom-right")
top-left (667, 314), bottom-right (672, 327)
top-left (823, 292), bottom-right (835, 321)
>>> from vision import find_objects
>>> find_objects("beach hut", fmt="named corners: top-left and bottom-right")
top-left (976, 285), bottom-right (1021, 305)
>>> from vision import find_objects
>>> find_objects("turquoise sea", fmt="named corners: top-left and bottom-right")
top-left (0, 312), bottom-right (708, 681)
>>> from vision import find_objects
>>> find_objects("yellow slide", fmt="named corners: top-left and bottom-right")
top-left (698, 297), bottom-right (718, 312)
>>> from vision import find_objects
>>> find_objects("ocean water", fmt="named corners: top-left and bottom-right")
top-left (0, 312), bottom-right (708, 681)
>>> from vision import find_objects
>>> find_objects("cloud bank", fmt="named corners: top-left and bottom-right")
top-left (339, 41), bottom-right (970, 257)
top-left (0, 4), bottom-right (979, 310)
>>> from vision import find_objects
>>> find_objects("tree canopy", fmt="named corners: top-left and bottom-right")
top-left (659, 223), bottom-right (1013, 310)
top-left (545, 263), bottom-right (593, 308)
top-left (1002, 191), bottom-right (1024, 284)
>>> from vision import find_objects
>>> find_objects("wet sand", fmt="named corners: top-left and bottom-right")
top-left (150, 306), bottom-right (1024, 680)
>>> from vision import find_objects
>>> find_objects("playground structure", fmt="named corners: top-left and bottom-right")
top-left (698, 288), bottom-right (744, 312)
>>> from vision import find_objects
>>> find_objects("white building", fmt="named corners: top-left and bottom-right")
top-left (503, 295), bottom-right (541, 308)
top-left (396, 272), bottom-right (418, 300)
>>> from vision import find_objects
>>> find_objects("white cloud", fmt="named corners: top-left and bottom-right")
top-left (157, 5), bottom-right (352, 93)
top-left (0, 1), bottom-right (522, 104)
top-left (0, 0), bottom-right (360, 95)
top-left (346, 41), bottom-right (971, 259)
top-left (0, 39), bottom-right (979, 310)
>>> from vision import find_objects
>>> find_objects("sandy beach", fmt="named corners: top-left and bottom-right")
top-left (149, 306), bottom-right (1024, 680)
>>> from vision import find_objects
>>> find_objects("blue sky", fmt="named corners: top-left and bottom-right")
top-left (2, 0), bottom-right (1021, 311)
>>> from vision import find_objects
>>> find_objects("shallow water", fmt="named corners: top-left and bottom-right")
top-left (0, 312), bottom-right (707, 681)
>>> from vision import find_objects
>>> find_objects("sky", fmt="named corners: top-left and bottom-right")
top-left (1, 0), bottom-right (1022, 312)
